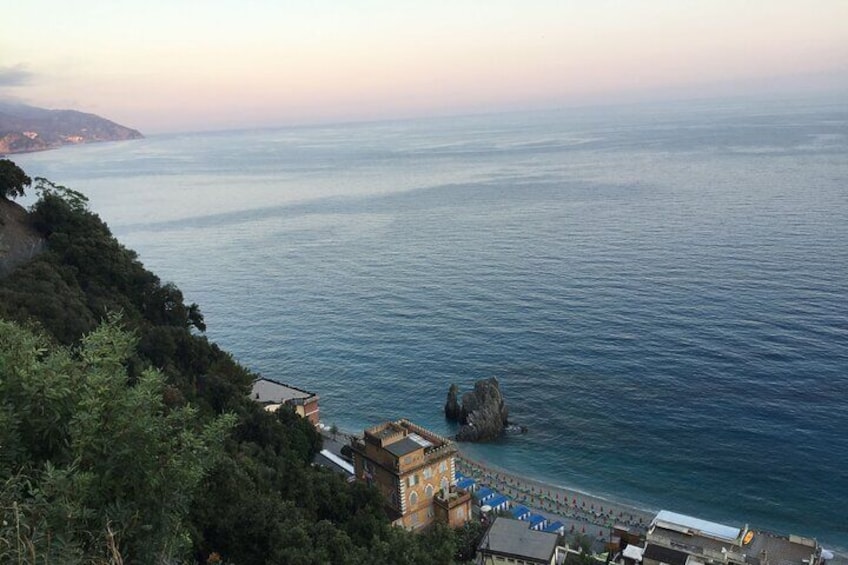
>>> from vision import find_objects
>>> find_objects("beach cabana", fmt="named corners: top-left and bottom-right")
top-left (456, 477), bottom-right (476, 492)
top-left (510, 504), bottom-right (530, 520)
top-left (487, 494), bottom-right (510, 512)
top-left (455, 471), bottom-right (465, 481)
top-left (474, 487), bottom-right (494, 503)
top-left (528, 514), bottom-right (547, 530)
top-left (543, 521), bottom-right (565, 535)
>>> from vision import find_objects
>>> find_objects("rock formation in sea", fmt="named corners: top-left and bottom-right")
top-left (444, 383), bottom-right (461, 421)
top-left (444, 377), bottom-right (510, 442)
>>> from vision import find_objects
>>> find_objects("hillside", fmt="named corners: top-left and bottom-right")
top-left (0, 197), bottom-right (44, 276)
top-left (0, 167), bottom-right (474, 564)
top-left (0, 101), bottom-right (143, 154)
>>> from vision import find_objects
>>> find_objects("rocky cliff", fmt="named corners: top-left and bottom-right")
top-left (0, 102), bottom-right (143, 154)
top-left (444, 377), bottom-right (510, 442)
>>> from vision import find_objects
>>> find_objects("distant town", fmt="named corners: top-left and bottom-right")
top-left (252, 377), bottom-right (839, 565)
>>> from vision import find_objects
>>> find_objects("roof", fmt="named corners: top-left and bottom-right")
top-left (529, 514), bottom-right (547, 526)
top-left (372, 423), bottom-right (405, 440)
top-left (475, 487), bottom-right (494, 500)
top-left (384, 436), bottom-right (424, 457)
top-left (511, 505), bottom-right (531, 518)
top-left (744, 530), bottom-right (821, 565)
top-left (623, 544), bottom-right (644, 561)
top-left (456, 477), bottom-right (476, 490)
top-left (251, 378), bottom-right (316, 404)
top-left (315, 449), bottom-right (354, 475)
top-left (653, 510), bottom-right (740, 542)
top-left (643, 544), bottom-right (689, 565)
top-left (479, 517), bottom-right (560, 564)
top-left (544, 521), bottom-right (565, 533)
top-left (488, 494), bottom-right (509, 508)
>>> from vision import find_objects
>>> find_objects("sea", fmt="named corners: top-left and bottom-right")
top-left (14, 96), bottom-right (848, 550)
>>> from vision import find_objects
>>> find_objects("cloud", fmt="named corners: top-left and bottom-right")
top-left (0, 65), bottom-right (33, 87)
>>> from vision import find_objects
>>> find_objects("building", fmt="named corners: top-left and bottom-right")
top-left (349, 419), bottom-right (472, 530)
top-left (643, 510), bottom-right (824, 565)
top-left (250, 378), bottom-right (320, 424)
top-left (477, 517), bottom-right (565, 565)
top-left (314, 448), bottom-right (355, 481)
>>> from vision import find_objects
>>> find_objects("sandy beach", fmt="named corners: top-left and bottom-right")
top-left (323, 426), bottom-right (654, 541)
top-left (322, 426), bottom-right (845, 560)
top-left (455, 451), bottom-right (654, 541)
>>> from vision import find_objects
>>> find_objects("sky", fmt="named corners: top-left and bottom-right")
top-left (2, 0), bottom-right (847, 133)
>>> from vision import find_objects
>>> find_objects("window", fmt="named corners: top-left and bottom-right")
top-left (425, 484), bottom-right (434, 498)
top-left (423, 466), bottom-right (433, 479)
top-left (408, 474), bottom-right (419, 487)
top-left (409, 491), bottom-right (418, 507)
top-left (439, 460), bottom-right (447, 473)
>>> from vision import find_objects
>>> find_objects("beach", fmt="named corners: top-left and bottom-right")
top-left (323, 426), bottom-right (845, 563)
top-left (321, 426), bottom-right (654, 542)
top-left (455, 451), bottom-right (653, 541)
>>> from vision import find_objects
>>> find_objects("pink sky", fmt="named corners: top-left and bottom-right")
top-left (2, 1), bottom-right (847, 133)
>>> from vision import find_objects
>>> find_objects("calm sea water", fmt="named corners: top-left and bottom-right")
top-left (15, 98), bottom-right (848, 549)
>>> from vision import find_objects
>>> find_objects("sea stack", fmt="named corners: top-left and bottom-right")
top-left (444, 377), bottom-right (510, 442)
top-left (444, 383), bottom-right (461, 421)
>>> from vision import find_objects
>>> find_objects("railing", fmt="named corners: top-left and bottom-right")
top-left (398, 418), bottom-right (454, 447)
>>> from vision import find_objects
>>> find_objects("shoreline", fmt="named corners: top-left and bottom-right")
top-left (455, 450), bottom-right (653, 540)
top-left (324, 424), bottom-right (846, 558)
top-left (323, 424), bottom-right (653, 539)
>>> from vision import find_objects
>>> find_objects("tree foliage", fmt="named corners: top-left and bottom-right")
top-left (0, 158), bottom-right (31, 199)
top-left (0, 317), bottom-right (235, 563)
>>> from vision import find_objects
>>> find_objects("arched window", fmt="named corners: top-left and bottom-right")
top-left (409, 491), bottom-right (418, 507)
top-left (425, 484), bottom-right (434, 498)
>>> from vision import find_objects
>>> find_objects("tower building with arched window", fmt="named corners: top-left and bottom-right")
top-left (350, 419), bottom-right (472, 530)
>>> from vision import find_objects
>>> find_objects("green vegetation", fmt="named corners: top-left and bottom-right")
top-left (0, 316), bottom-right (234, 563)
top-left (0, 159), bottom-right (31, 200)
top-left (0, 164), bottom-right (481, 564)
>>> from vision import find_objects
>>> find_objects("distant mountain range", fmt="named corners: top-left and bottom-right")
top-left (0, 101), bottom-right (142, 154)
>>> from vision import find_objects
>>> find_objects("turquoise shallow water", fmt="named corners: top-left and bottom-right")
top-left (15, 97), bottom-right (848, 549)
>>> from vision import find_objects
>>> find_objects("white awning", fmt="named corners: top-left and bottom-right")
top-left (320, 449), bottom-right (354, 474)
top-left (623, 545), bottom-right (644, 562)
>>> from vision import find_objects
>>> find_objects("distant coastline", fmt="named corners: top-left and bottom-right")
top-left (0, 101), bottom-right (142, 155)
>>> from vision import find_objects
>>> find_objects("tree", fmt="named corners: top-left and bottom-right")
top-left (0, 159), bottom-right (31, 199)
top-left (33, 176), bottom-right (89, 211)
top-left (454, 519), bottom-right (486, 563)
top-left (565, 534), bottom-right (597, 565)
top-left (0, 316), bottom-right (235, 563)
